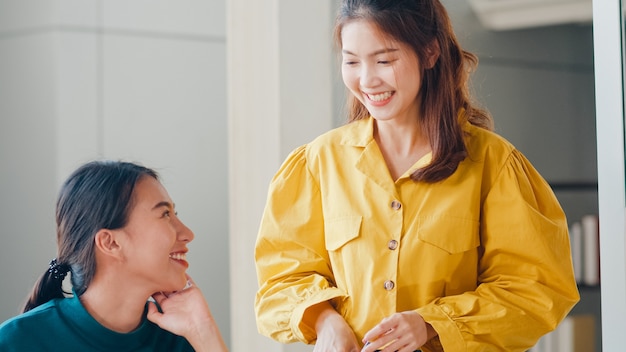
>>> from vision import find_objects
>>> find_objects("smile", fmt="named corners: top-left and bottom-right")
top-left (366, 91), bottom-right (393, 102)
top-left (169, 252), bottom-right (187, 261)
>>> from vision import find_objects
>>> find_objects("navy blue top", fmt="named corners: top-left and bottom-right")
top-left (0, 294), bottom-right (193, 351)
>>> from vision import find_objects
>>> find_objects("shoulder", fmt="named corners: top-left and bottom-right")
top-left (307, 118), bottom-right (371, 153)
top-left (0, 300), bottom-right (60, 329)
top-left (299, 118), bottom-right (372, 170)
top-left (275, 119), bottom-right (370, 177)
top-left (0, 300), bottom-right (61, 345)
top-left (463, 123), bottom-right (554, 196)
top-left (462, 123), bottom-right (530, 179)
top-left (464, 123), bottom-right (516, 162)
top-left (459, 123), bottom-right (541, 188)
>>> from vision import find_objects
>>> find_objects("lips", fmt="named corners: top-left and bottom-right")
top-left (169, 252), bottom-right (189, 268)
top-left (366, 91), bottom-right (393, 102)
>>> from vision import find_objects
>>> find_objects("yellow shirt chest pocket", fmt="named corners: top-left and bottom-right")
top-left (416, 215), bottom-right (480, 254)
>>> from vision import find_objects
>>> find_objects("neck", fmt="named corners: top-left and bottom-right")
top-left (374, 119), bottom-right (430, 156)
top-left (79, 274), bottom-right (151, 333)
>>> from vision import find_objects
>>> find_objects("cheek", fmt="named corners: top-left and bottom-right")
top-left (342, 66), bottom-right (357, 87)
top-left (342, 69), bottom-right (362, 99)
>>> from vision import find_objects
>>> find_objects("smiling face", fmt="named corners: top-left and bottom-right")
top-left (117, 176), bottom-right (194, 293)
top-left (341, 20), bottom-right (424, 124)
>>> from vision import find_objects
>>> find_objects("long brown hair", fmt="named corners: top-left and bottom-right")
top-left (334, 0), bottom-right (492, 182)
top-left (22, 160), bottom-right (158, 312)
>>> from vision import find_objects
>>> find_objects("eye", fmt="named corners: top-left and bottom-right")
top-left (377, 58), bottom-right (397, 65)
top-left (163, 210), bottom-right (178, 218)
top-left (343, 60), bottom-right (358, 66)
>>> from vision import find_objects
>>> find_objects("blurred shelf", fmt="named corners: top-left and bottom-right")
top-left (549, 181), bottom-right (598, 191)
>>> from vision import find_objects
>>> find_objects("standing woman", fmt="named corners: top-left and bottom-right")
top-left (0, 160), bottom-right (228, 352)
top-left (254, 0), bottom-right (579, 351)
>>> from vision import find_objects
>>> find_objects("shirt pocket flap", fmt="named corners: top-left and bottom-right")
top-left (324, 216), bottom-right (362, 251)
top-left (418, 216), bottom-right (480, 254)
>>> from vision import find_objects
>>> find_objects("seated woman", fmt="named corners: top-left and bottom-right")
top-left (0, 160), bottom-right (228, 352)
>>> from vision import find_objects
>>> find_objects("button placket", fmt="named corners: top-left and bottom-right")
top-left (384, 199), bottom-right (401, 294)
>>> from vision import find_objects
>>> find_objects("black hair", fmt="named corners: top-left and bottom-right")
top-left (22, 160), bottom-right (158, 312)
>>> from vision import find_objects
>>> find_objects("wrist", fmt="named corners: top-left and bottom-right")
top-left (425, 322), bottom-right (438, 341)
top-left (302, 301), bottom-right (341, 333)
top-left (186, 318), bottom-right (228, 352)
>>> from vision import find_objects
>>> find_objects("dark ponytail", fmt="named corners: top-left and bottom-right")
top-left (21, 160), bottom-right (158, 313)
top-left (22, 259), bottom-right (70, 312)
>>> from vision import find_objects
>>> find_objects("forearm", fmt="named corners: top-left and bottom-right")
top-left (186, 319), bottom-right (228, 352)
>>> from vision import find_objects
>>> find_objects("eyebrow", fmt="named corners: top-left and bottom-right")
top-left (342, 48), bottom-right (399, 57)
top-left (152, 201), bottom-right (175, 210)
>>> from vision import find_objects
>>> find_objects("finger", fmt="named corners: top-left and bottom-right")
top-left (385, 333), bottom-right (419, 352)
top-left (373, 336), bottom-right (397, 352)
top-left (178, 273), bottom-right (196, 290)
top-left (362, 327), bottom-right (382, 343)
top-left (146, 301), bottom-right (163, 325)
top-left (362, 341), bottom-right (375, 352)
top-left (379, 339), bottom-right (402, 352)
top-left (152, 292), bottom-right (167, 305)
top-left (362, 325), bottom-right (393, 345)
top-left (185, 273), bottom-right (196, 284)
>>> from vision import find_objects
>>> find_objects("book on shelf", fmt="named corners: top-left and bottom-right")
top-left (568, 214), bottom-right (599, 286)
top-left (528, 314), bottom-right (595, 352)
top-left (569, 222), bottom-right (582, 284)
top-left (581, 214), bottom-right (599, 286)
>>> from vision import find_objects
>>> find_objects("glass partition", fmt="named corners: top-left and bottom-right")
top-left (593, 0), bottom-right (626, 350)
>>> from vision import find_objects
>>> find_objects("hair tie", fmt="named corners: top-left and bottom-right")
top-left (48, 258), bottom-right (69, 281)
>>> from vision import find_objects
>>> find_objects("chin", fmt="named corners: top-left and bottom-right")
top-left (160, 276), bottom-right (188, 293)
top-left (176, 274), bottom-right (188, 290)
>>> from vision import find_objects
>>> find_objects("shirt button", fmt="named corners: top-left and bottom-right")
top-left (384, 280), bottom-right (395, 291)
top-left (390, 200), bottom-right (402, 210)
top-left (388, 240), bottom-right (398, 250)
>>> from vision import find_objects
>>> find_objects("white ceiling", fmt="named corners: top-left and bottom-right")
top-left (468, 0), bottom-right (593, 31)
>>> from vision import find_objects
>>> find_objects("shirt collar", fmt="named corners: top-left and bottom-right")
top-left (337, 117), bottom-right (375, 148)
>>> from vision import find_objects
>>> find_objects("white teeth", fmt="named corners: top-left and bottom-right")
top-left (169, 253), bottom-right (186, 261)
top-left (368, 91), bottom-right (392, 102)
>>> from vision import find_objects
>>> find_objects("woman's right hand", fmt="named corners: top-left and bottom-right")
top-left (147, 275), bottom-right (228, 352)
top-left (308, 302), bottom-right (360, 352)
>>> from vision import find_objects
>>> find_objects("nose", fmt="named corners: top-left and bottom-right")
top-left (174, 216), bottom-right (195, 243)
top-left (359, 63), bottom-right (380, 88)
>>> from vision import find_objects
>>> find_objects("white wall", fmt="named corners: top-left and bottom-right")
top-left (228, 1), bottom-right (334, 351)
top-left (0, 0), bottom-right (230, 346)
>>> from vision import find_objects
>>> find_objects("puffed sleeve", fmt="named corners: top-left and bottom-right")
top-left (417, 149), bottom-right (580, 351)
top-left (254, 145), bottom-right (347, 344)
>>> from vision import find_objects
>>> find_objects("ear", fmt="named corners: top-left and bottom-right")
top-left (424, 40), bottom-right (440, 69)
top-left (94, 229), bottom-right (123, 259)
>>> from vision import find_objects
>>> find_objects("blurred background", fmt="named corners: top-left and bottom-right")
top-left (0, 0), bottom-right (599, 351)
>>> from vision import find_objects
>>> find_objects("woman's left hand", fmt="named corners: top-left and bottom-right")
top-left (361, 311), bottom-right (436, 352)
top-left (147, 275), bottom-right (228, 352)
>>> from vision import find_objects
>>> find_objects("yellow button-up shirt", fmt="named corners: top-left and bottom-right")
top-left (254, 117), bottom-right (579, 351)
